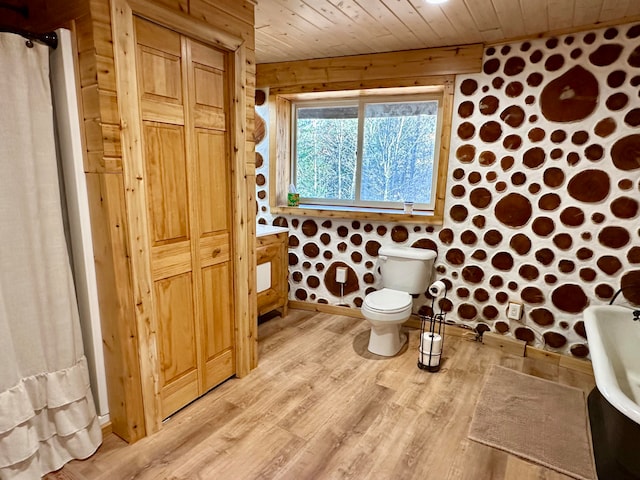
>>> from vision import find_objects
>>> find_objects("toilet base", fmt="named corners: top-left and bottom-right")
top-left (367, 324), bottom-right (407, 356)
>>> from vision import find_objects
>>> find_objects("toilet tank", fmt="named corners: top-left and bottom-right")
top-left (379, 246), bottom-right (437, 294)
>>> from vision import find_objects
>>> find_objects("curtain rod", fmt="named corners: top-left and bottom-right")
top-left (0, 27), bottom-right (58, 49)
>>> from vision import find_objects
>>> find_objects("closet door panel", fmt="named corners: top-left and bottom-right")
top-left (154, 272), bottom-right (198, 417)
top-left (139, 47), bottom-right (182, 104)
top-left (196, 130), bottom-right (228, 234)
top-left (135, 17), bottom-right (182, 106)
top-left (201, 262), bottom-right (235, 391)
top-left (143, 122), bottom-right (189, 245)
top-left (191, 41), bottom-right (225, 131)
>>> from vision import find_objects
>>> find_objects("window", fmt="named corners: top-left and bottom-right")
top-left (292, 94), bottom-right (443, 211)
top-left (268, 83), bottom-right (454, 224)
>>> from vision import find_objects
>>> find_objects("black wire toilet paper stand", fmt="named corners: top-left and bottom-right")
top-left (418, 291), bottom-right (447, 372)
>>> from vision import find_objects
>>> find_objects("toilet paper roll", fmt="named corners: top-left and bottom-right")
top-left (428, 280), bottom-right (447, 298)
top-left (419, 350), bottom-right (441, 367)
top-left (420, 332), bottom-right (442, 355)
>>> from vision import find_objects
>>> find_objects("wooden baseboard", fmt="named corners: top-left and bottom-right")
top-left (526, 345), bottom-right (594, 376)
top-left (101, 421), bottom-right (113, 437)
top-left (482, 332), bottom-right (527, 357)
top-left (288, 300), bottom-right (364, 318)
top-left (559, 353), bottom-right (593, 376)
top-left (480, 331), bottom-right (593, 376)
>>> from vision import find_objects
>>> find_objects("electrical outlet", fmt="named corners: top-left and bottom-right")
top-left (336, 267), bottom-right (347, 284)
top-left (507, 302), bottom-right (523, 321)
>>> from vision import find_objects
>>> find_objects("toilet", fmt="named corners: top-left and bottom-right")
top-left (362, 246), bottom-right (437, 356)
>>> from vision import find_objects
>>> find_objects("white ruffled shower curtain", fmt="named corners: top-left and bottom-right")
top-left (0, 33), bottom-right (101, 478)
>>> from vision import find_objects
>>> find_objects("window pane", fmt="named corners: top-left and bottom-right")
top-left (295, 105), bottom-right (357, 200)
top-left (360, 101), bottom-right (438, 204)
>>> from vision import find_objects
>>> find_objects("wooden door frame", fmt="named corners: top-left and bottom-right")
top-left (110, 0), bottom-right (255, 434)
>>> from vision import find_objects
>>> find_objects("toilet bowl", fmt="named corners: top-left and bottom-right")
top-left (361, 246), bottom-right (437, 357)
top-left (362, 288), bottom-right (412, 356)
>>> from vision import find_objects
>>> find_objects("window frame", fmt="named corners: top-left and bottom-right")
top-left (291, 93), bottom-right (444, 211)
top-left (268, 81), bottom-right (454, 225)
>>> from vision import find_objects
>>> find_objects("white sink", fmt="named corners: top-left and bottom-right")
top-left (584, 305), bottom-right (640, 425)
top-left (256, 224), bottom-right (289, 238)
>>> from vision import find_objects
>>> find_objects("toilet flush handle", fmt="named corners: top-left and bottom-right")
top-left (378, 255), bottom-right (388, 262)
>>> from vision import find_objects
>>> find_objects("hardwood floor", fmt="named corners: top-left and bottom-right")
top-left (51, 309), bottom-right (595, 479)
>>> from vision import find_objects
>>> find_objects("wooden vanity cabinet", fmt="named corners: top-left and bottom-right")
top-left (256, 232), bottom-right (288, 317)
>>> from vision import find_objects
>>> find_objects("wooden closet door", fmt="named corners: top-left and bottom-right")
top-left (189, 40), bottom-right (235, 393)
top-left (134, 17), bottom-right (235, 419)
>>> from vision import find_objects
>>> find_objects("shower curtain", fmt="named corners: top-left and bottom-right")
top-left (0, 33), bottom-right (101, 478)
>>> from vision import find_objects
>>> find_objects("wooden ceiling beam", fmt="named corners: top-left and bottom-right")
top-left (256, 43), bottom-right (483, 89)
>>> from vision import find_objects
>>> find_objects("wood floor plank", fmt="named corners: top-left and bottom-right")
top-left (504, 455), bottom-right (575, 479)
top-left (445, 439), bottom-right (509, 480)
top-left (52, 309), bottom-right (595, 480)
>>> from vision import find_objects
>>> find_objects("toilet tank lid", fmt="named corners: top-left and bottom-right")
top-left (378, 245), bottom-right (436, 260)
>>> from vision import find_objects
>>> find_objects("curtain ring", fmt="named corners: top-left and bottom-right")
top-left (25, 39), bottom-right (34, 48)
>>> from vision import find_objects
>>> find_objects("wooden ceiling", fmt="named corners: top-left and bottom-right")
top-left (254, 0), bottom-right (640, 64)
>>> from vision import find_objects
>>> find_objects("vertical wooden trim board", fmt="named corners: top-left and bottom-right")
top-left (110, 0), bottom-right (161, 434)
top-left (231, 39), bottom-right (255, 376)
top-left (434, 78), bottom-right (454, 220)
top-left (269, 94), bottom-right (291, 208)
top-left (110, 0), bottom-right (255, 434)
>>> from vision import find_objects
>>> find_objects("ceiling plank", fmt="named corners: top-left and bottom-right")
top-left (627, 2), bottom-right (640, 16)
top-left (598, 0), bottom-right (628, 21)
top-left (324, 0), bottom-right (407, 52)
top-left (354, 0), bottom-right (422, 45)
top-left (260, 0), bottom-right (376, 58)
top-left (377, 0), bottom-right (440, 45)
top-left (572, 0), bottom-right (602, 26)
top-left (256, 27), bottom-right (330, 60)
top-left (463, 0), bottom-right (500, 31)
top-left (436, 0), bottom-right (486, 44)
top-left (491, 0), bottom-right (526, 38)
top-left (255, 1), bottom-right (322, 35)
top-left (520, 0), bottom-right (549, 36)
top-left (547, 0), bottom-right (575, 30)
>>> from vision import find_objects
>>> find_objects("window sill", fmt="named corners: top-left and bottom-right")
top-left (270, 204), bottom-right (444, 225)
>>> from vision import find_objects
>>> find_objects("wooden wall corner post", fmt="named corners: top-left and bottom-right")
top-left (233, 41), bottom-right (258, 376)
top-left (110, 0), bottom-right (162, 435)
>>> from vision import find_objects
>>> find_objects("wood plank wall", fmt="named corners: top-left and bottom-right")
top-left (73, 0), bottom-right (256, 443)
top-left (256, 44), bottom-right (484, 91)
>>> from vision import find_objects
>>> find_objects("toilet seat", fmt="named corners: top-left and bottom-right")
top-left (363, 288), bottom-right (412, 314)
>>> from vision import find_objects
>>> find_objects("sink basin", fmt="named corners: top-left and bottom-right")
top-left (584, 305), bottom-right (640, 425)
